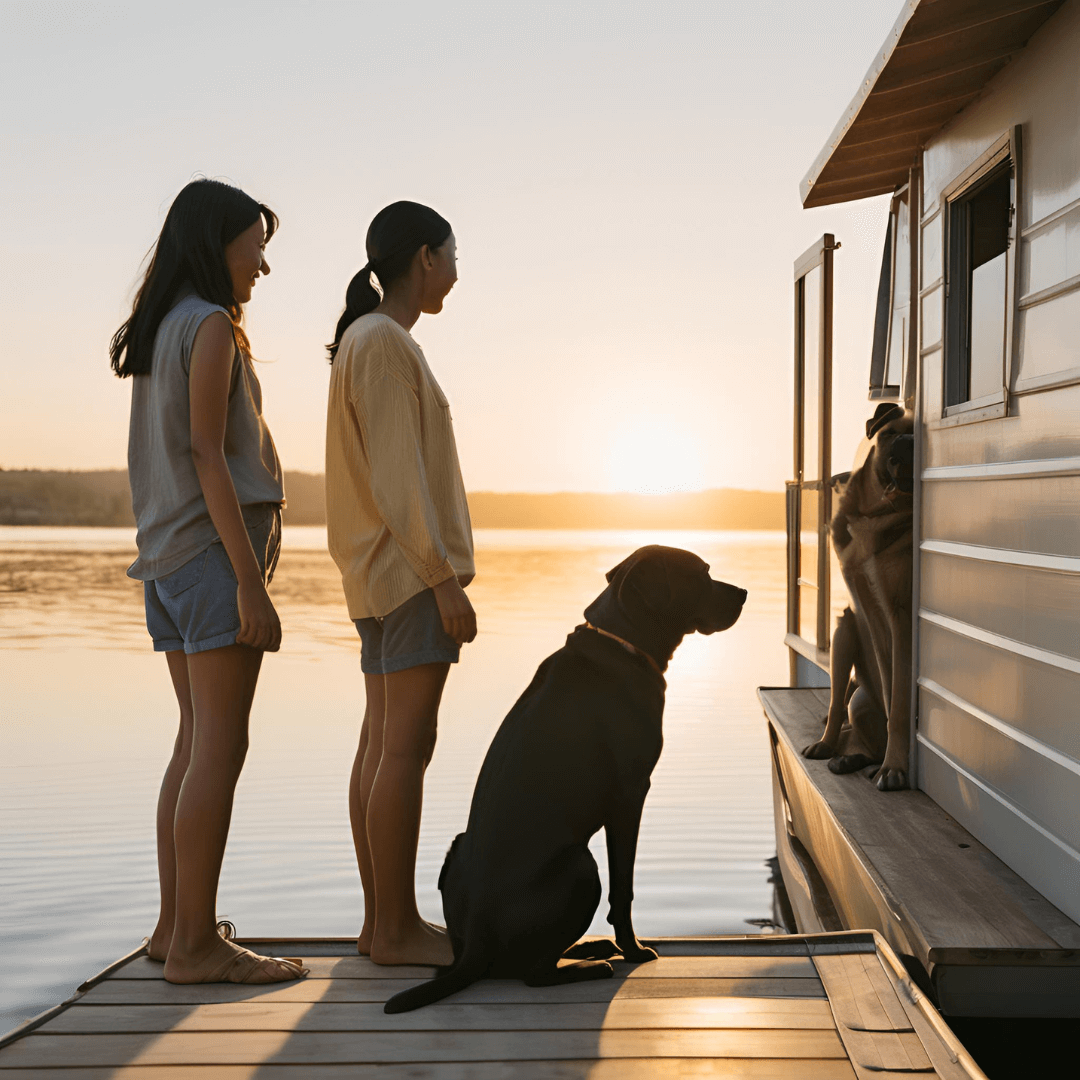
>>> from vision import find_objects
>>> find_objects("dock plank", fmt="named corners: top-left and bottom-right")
top-left (113, 955), bottom-right (818, 981)
top-left (865, 950), bottom-right (988, 1080)
top-left (0, 1028), bottom-right (849, 1067)
top-left (115, 957), bottom-right (437, 981)
top-left (0, 1059), bottom-right (860, 1079)
top-left (813, 952), bottom-right (934, 1077)
top-left (47, 996), bottom-right (837, 1033)
top-left (82, 976), bottom-right (828, 1004)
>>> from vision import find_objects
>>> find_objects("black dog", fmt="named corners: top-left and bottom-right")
top-left (384, 545), bottom-right (746, 1013)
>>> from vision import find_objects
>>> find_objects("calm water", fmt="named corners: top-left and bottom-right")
top-left (0, 526), bottom-right (788, 1030)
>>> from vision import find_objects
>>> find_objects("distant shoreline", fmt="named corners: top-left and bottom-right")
top-left (0, 470), bottom-right (785, 531)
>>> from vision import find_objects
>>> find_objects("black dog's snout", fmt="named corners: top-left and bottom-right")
top-left (696, 579), bottom-right (747, 634)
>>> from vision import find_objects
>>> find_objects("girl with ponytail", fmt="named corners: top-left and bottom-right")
top-left (111, 179), bottom-right (306, 986)
top-left (325, 201), bottom-right (475, 967)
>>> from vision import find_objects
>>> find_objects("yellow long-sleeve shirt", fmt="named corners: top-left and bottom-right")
top-left (326, 313), bottom-right (475, 619)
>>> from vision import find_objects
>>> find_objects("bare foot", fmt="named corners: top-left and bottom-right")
top-left (357, 925), bottom-right (373, 956)
top-left (146, 930), bottom-right (171, 963)
top-left (164, 938), bottom-right (308, 984)
top-left (370, 920), bottom-right (454, 967)
top-left (360, 919), bottom-right (444, 957)
top-left (149, 919), bottom-right (232, 963)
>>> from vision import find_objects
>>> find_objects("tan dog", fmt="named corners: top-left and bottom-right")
top-left (803, 404), bottom-right (915, 791)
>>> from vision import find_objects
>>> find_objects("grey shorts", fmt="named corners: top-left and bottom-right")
top-left (143, 505), bottom-right (282, 654)
top-left (354, 588), bottom-right (460, 675)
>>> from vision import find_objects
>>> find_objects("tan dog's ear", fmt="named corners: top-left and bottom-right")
top-left (867, 403), bottom-right (904, 439)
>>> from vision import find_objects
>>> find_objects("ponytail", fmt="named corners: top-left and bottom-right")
top-left (328, 263), bottom-right (380, 362)
top-left (327, 200), bottom-right (452, 363)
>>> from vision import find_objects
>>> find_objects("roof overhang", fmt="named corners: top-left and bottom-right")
top-left (801, 0), bottom-right (1066, 208)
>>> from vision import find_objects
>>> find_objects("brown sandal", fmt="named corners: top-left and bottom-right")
top-left (195, 947), bottom-right (308, 984)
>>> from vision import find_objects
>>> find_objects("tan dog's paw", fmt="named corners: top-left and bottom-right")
top-left (802, 741), bottom-right (836, 760)
top-left (875, 766), bottom-right (909, 791)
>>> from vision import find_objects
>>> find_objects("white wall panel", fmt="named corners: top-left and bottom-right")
top-left (919, 618), bottom-right (1080, 761)
top-left (919, 736), bottom-right (1080, 925)
top-left (921, 476), bottom-right (1080, 557)
top-left (920, 687), bottom-right (1080, 851)
top-left (921, 549), bottom-right (1080, 663)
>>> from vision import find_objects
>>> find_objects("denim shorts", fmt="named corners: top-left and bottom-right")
top-left (143, 505), bottom-right (282, 654)
top-left (354, 588), bottom-right (460, 674)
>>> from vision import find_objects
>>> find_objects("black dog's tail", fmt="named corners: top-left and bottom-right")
top-left (383, 939), bottom-right (491, 1014)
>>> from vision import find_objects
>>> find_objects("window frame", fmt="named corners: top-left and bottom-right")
top-left (938, 127), bottom-right (1022, 428)
top-left (787, 233), bottom-right (838, 677)
top-left (869, 184), bottom-right (913, 402)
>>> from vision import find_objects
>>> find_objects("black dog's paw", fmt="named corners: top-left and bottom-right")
top-left (622, 944), bottom-right (658, 964)
top-left (615, 939), bottom-right (658, 964)
top-left (802, 741), bottom-right (835, 760)
top-left (563, 939), bottom-right (620, 961)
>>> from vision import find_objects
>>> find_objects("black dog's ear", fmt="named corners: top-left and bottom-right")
top-left (605, 554), bottom-right (636, 584)
top-left (603, 548), bottom-right (676, 616)
top-left (618, 558), bottom-right (672, 615)
top-left (867, 403), bottom-right (904, 439)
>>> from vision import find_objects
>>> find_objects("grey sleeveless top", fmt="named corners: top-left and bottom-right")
top-left (126, 291), bottom-right (284, 581)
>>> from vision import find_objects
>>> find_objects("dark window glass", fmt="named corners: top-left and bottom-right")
top-left (946, 166), bottom-right (1012, 406)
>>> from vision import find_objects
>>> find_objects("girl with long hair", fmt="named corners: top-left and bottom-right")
top-left (326, 201), bottom-right (475, 967)
top-left (111, 178), bottom-right (306, 985)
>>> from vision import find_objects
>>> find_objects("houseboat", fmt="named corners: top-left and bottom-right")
top-left (760, 0), bottom-right (1080, 1025)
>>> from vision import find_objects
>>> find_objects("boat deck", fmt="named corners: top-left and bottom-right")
top-left (0, 933), bottom-right (984, 1078)
top-left (761, 686), bottom-right (1080, 1017)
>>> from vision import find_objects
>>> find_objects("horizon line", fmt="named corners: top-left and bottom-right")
top-left (1, 466), bottom-right (784, 495)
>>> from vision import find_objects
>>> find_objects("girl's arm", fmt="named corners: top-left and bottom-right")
top-left (188, 312), bottom-right (281, 652)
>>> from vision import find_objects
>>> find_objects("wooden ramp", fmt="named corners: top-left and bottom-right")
top-left (0, 934), bottom-right (985, 1078)
top-left (761, 687), bottom-right (1080, 1017)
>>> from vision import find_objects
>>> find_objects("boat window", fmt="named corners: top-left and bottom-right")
top-left (869, 190), bottom-right (910, 402)
top-left (942, 130), bottom-right (1019, 418)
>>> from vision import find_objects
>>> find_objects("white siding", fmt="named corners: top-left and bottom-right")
top-left (916, 0), bottom-right (1080, 924)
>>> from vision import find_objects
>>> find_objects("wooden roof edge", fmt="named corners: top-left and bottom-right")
top-left (800, 0), bottom-right (1065, 208)
top-left (799, 0), bottom-right (922, 208)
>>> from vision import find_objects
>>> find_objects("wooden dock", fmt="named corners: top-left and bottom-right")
top-left (0, 932), bottom-right (985, 1078)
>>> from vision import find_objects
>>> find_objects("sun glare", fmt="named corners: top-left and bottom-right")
top-left (608, 422), bottom-right (707, 494)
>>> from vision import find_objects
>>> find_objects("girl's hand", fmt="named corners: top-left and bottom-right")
top-left (432, 577), bottom-right (476, 645)
top-left (236, 580), bottom-right (282, 652)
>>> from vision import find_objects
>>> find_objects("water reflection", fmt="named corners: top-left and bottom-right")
top-left (0, 527), bottom-right (788, 1029)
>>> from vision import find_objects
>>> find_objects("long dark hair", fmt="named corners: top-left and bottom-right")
top-left (110, 179), bottom-right (278, 378)
top-left (327, 200), bottom-right (452, 362)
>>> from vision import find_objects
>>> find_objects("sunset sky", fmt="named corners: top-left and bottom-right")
top-left (1, 0), bottom-right (903, 494)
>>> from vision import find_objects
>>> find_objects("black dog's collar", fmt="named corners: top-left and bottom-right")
top-left (583, 622), bottom-right (665, 681)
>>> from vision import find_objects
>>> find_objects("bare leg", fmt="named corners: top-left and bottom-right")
top-left (367, 662), bottom-right (454, 967)
top-left (163, 645), bottom-right (302, 984)
top-left (351, 672), bottom-right (385, 954)
top-left (147, 651), bottom-right (195, 961)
